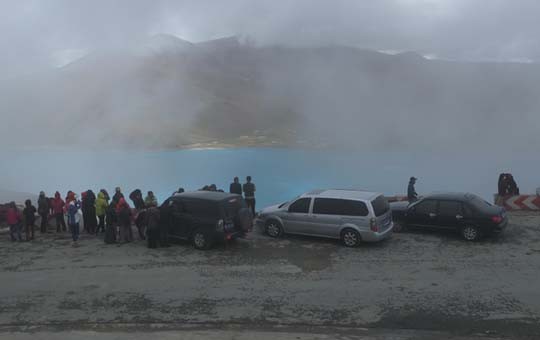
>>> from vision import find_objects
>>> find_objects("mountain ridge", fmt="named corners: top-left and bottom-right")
top-left (1, 37), bottom-right (539, 151)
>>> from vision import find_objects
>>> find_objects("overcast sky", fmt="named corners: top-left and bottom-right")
top-left (0, 0), bottom-right (538, 76)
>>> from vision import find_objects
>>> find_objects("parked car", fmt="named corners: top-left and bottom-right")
top-left (160, 191), bottom-right (253, 250)
top-left (255, 189), bottom-right (393, 247)
top-left (390, 192), bottom-right (507, 241)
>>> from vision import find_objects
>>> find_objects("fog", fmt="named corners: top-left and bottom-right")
top-left (0, 0), bottom-right (539, 151)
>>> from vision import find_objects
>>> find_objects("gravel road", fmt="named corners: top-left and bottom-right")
top-left (1, 212), bottom-right (539, 339)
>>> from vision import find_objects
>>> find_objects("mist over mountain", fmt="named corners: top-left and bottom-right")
top-left (1, 34), bottom-right (539, 150)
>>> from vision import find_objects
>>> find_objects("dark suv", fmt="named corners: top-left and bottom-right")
top-left (390, 192), bottom-right (507, 241)
top-left (160, 191), bottom-right (253, 250)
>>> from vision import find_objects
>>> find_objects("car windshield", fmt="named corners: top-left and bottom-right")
top-left (371, 195), bottom-right (390, 217)
top-left (279, 196), bottom-right (300, 209)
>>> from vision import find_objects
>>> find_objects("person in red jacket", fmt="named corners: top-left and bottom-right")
top-left (51, 192), bottom-right (67, 233)
top-left (117, 198), bottom-right (133, 243)
top-left (6, 202), bottom-right (22, 242)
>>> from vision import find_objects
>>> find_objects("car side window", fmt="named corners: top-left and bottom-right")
top-left (414, 200), bottom-right (437, 215)
top-left (313, 198), bottom-right (340, 215)
top-left (462, 203), bottom-right (474, 217)
top-left (343, 200), bottom-right (369, 217)
top-left (313, 198), bottom-right (368, 216)
top-left (288, 198), bottom-right (311, 213)
top-left (184, 200), bottom-right (219, 217)
top-left (438, 201), bottom-right (463, 216)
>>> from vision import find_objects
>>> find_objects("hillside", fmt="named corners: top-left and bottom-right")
top-left (1, 35), bottom-right (539, 150)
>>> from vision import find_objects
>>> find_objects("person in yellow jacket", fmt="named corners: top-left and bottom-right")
top-left (144, 191), bottom-right (158, 208)
top-left (95, 191), bottom-right (109, 235)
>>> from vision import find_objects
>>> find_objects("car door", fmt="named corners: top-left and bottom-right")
top-left (169, 199), bottom-right (193, 239)
top-left (281, 197), bottom-right (312, 234)
top-left (407, 199), bottom-right (438, 228)
top-left (312, 198), bottom-right (366, 238)
top-left (435, 200), bottom-right (464, 230)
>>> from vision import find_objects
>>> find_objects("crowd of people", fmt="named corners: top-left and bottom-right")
top-left (3, 176), bottom-right (257, 248)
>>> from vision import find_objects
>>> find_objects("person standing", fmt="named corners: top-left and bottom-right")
top-left (95, 191), bottom-right (109, 234)
top-left (146, 206), bottom-right (161, 248)
top-left (23, 200), bottom-right (37, 241)
top-left (243, 176), bottom-right (256, 215)
top-left (112, 187), bottom-right (124, 206)
top-left (407, 177), bottom-right (418, 203)
top-left (129, 189), bottom-right (145, 210)
top-left (80, 191), bottom-right (88, 232)
top-left (100, 189), bottom-right (110, 201)
top-left (37, 191), bottom-right (50, 234)
top-left (67, 199), bottom-right (82, 247)
top-left (65, 191), bottom-right (76, 206)
top-left (6, 202), bottom-right (22, 242)
top-left (51, 192), bottom-right (66, 232)
top-left (104, 200), bottom-right (117, 244)
top-left (84, 190), bottom-right (97, 234)
top-left (130, 189), bottom-right (146, 240)
top-left (230, 177), bottom-right (242, 195)
top-left (117, 198), bottom-right (133, 243)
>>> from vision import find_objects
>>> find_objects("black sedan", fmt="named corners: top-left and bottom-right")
top-left (390, 192), bottom-right (507, 241)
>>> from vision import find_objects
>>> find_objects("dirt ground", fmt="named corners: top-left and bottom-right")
top-left (0, 212), bottom-right (539, 339)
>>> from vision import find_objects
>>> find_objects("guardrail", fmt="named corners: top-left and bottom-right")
top-left (494, 194), bottom-right (540, 211)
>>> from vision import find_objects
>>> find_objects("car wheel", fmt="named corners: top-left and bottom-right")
top-left (393, 222), bottom-right (406, 233)
top-left (192, 230), bottom-right (211, 250)
top-left (461, 225), bottom-right (481, 241)
top-left (265, 220), bottom-right (283, 238)
top-left (341, 228), bottom-right (361, 247)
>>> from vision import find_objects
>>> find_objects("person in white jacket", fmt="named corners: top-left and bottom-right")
top-left (67, 198), bottom-right (82, 247)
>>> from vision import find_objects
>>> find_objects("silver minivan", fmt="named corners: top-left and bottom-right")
top-left (255, 189), bottom-right (393, 247)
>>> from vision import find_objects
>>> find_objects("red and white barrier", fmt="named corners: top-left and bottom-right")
top-left (495, 195), bottom-right (540, 211)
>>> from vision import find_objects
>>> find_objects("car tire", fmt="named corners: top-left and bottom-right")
top-left (341, 228), bottom-right (361, 247)
top-left (461, 225), bottom-right (481, 241)
top-left (192, 230), bottom-right (212, 250)
top-left (265, 220), bottom-right (283, 238)
top-left (393, 222), bottom-right (406, 233)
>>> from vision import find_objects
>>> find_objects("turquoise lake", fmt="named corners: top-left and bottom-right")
top-left (1, 148), bottom-right (538, 208)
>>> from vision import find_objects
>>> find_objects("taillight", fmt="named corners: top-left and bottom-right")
top-left (491, 216), bottom-right (502, 224)
top-left (370, 218), bottom-right (379, 232)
